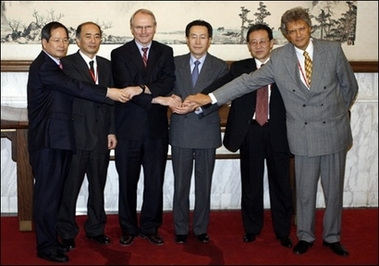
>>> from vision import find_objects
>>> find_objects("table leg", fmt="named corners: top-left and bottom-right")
top-left (16, 129), bottom-right (33, 231)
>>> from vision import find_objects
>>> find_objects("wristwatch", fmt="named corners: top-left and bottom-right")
top-left (139, 84), bottom-right (146, 94)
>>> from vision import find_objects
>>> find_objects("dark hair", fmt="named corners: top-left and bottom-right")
top-left (246, 24), bottom-right (273, 42)
top-left (185, 20), bottom-right (213, 38)
top-left (280, 7), bottom-right (312, 37)
top-left (76, 21), bottom-right (102, 38)
top-left (41, 21), bottom-right (69, 41)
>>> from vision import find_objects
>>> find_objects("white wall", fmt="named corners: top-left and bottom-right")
top-left (1, 72), bottom-right (378, 213)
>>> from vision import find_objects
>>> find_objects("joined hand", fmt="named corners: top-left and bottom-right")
top-left (183, 93), bottom-right (211, 108)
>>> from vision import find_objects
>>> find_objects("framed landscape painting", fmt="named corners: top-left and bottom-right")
top-left (1, 1), bottom-right (377, 62)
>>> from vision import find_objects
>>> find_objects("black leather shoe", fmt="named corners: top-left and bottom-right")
top-left (61, 238), bottom-right (75, 250)
top-left (38, 251), bottom-right (69, 262)
top-left (279, 237), bottom-right (293, 248)
top-left (243, 233), bottom-right (256, 242)
top-left (58, 243), bottom-right (69, 253)
top-left (87, 234), bottom-right (111, 245)
top-left (140, 233), bottom-right (164, 245)
top-left (119, 235), bottom-right (136, 246)
top-left (293, 240), bottom-right (313, 254)
top-left (196, 233), bottom-right (209, 243)
top-left (175, 234), bottom-right (187, 244)
top-left (323, 241), bottom-right (349, 256)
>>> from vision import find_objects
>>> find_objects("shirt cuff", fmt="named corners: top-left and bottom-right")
top-left (209, 93), bottom-right (217, 104)
top-left (194, 107), bottom-right (203, 114)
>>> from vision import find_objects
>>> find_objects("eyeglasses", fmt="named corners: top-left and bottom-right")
top-left (132, 25), bottom-right (154, 32)
top-left (49, 38), bottom-right (69, 44)
top-left (249, 39), bottom-right (270, 47)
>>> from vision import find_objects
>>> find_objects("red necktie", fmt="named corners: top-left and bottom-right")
top-left (142, 47), bottom-right (148, 68)
top-left (255, 85), bottom-right (269, 126)
top-left (59, 61), bottom-right (63, 69)
top-left (255, 63), bottom-right (269, 126)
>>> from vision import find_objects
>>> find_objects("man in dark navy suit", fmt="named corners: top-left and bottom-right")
top-left (111, 9), bottom-right (175, 246)
top-left (27, 21), bottom-right (129, 263)
top-left (57, 22), bottom-right (115, 250)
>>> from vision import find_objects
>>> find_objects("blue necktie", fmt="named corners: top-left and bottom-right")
top-left (192, 60), bottom-right (200, 87)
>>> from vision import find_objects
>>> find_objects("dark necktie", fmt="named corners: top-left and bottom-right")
top-left (303, 51), bottom-right (312, 86)
top-left (255, 64), bottom-right (268, 126)
top-left (89, 60), bottom-right (96, 82)
top-left (142, 47), bottom-right (148, 68)
top-left (192, 60), bottom-right (200, 87)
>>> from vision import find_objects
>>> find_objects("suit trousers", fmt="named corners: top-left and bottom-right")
top-left (29, 148), bottom-right (72, 255)
top-left (172, 146), bottom-right (216, 235)
top-left (295, 150), bottom-right (347, 243)
top-left (115, 135), bottom-right (168, 236)
top-left (57, 148), bottom-right (110, 239)
top-left (239, 122), bottom-right (292, 238)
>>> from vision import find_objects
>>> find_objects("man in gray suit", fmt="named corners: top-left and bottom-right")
top-left (154, 20), bottom-right (228, 244)
top-left (185, 7), bottom-right (358, 256)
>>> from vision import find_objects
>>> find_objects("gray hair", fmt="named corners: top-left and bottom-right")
top-left (280, 7), bottom-right (311, 37)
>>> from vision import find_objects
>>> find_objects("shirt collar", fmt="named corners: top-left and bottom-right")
top-left (190, 54), bottom-right (206, 66)
top-left (43, 50), bottom-right (60, 65)
top-left (295, 38), bottom-right (314, 59)
top-left (79, 50), bottom-right (96, 66)
top-left (255, 58), bottom-right (270, 69)
top-left (135, 40), bottom-right (152, 51)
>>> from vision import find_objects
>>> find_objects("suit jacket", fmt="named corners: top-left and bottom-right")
top-left (169, 53), bottom-right (228, 149)
top-left (111, 40), bottom-right (175, 140)
top-left (27, 51), bottom-right (110, 153)
top-left (202, 58), bottom-right (288, 152)
top-left (212, 39), bottom-right (358, 157)
top-left (61, 51), bottom-right (115, 153)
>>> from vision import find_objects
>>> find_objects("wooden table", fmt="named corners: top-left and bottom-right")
top-left (1, 106), bottom-right (33, 231)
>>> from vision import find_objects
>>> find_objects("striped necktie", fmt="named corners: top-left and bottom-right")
top-left (142, 47), bottom-right (148, 68)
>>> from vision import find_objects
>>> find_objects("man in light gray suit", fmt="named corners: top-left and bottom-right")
top-left (185, 7), bottom-right (358, 256)
top-left (154, 20), bottom-right (228, 244)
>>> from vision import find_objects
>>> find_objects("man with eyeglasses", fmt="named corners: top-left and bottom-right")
top-left (110, 9), bottom-right (175, 246)
top-left (185, 7), bottom-right (358, 257)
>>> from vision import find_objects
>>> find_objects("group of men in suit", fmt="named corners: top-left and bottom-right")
top-left (27, 6), bottom-right (357, 264)
top-left (186, 6), bottom-right (358, 258)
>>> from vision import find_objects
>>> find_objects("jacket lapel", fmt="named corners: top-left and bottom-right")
top-left (283, 45), bottom-right (313, 97)
top-left (177, 53), bottom-right (193, 90)
top-left (309, 40), bottom-right (325, 92)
